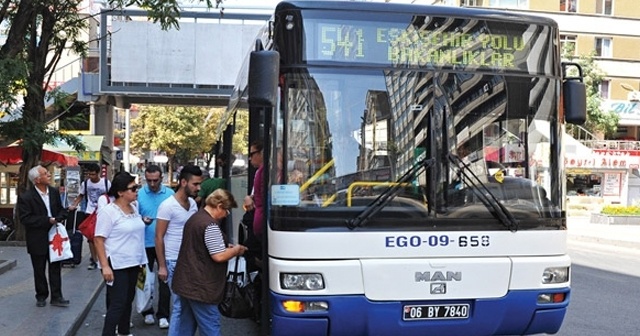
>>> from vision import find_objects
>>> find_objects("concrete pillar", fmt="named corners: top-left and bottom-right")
top-left (124, 108), bottom-right (131, 172)
top-left (91, 104), bottom-right (115, 177)
top-left (104, 105), bottom-right (115, 170)
top-left (89, 102), bottom-right (96, 135)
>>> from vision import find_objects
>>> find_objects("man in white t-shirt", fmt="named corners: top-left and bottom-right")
top-left (69, 163), bottom-right (111, 270)
top-left (155, 165), bottom-right (202, 333)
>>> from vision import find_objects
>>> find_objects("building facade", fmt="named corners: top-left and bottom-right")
top-left (399, 0), bottom-right (640, 206)
top-left (424, 0), bottom-right (640, 137)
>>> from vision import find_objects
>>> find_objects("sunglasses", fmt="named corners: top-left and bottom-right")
top-left (249, 150), bottom-right (261, 158)
top-left (126, 185), bottom-right (141, 192)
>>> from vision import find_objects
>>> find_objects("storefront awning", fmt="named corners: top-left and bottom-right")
top-left (0, 146), bottom-right (79, 166)
top-left (43, 135), bottom-right (112, 164)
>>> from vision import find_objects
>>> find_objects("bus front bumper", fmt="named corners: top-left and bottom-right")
top-left (269, 288), bottom-right (570, 336)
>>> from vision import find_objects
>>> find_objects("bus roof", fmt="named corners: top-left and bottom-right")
top-left (276, 1), bottom-right (558, 28)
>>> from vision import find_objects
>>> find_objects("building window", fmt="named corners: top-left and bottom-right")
top-left (489, 0), bottom-right (528, 9)
top-left (462, 0), bottom-right (483, 5)
top-left (595, 37), bottom-right (612, 57)
top-left (560, 35), bottom-right (577, 55)
top-left (560, 0), bottom-right (577, 12)
top-left (596, 0), bottom-right (612, 15)
top-left (599, 80), bottom-right (610, 99)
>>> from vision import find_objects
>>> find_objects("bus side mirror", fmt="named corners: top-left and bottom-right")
top-left (562, 62), bottom-right (587, 125)
top-left (248, 46), bottom-right (280, 107)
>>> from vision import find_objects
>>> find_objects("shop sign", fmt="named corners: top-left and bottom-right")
top-left (603, 172), bottom-right (621, 196)
top-left (60, 151), bottom-right (101, 161)
top-left (603, 100), bottom-right (640, 119)
top-left (565, 154), bottom-right (638, 169)
top-left (503, 144), bottom-right (524, 162)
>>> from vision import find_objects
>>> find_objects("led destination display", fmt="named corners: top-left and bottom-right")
top-left (306, 18), bottom-right (550, 73)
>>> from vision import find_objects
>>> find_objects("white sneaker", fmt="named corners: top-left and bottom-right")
top-left (158, 318), bottom-right (169, 329)
top-left (144, 314), bottom-right (155, 325)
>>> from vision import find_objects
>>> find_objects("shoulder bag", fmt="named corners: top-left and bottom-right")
top-left (78, 178), bottom-right (110, 241)
top-left (219, 256), bottom-right (255, 319)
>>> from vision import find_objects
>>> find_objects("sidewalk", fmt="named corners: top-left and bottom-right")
top-left (0, 217), bottom-right (639, 336)
top-left (567, 216), bottom-right (640, 250)
top-left (0, 240), bottom-right (103, 336)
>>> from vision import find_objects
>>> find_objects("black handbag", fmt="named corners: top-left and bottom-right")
top-left (219, 256), bottom-right (255, 319)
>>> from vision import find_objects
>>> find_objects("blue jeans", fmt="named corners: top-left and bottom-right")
top-left (166, 259), bottom-right (182, 335)
top-left (168, 295), bottom-right (221, 336)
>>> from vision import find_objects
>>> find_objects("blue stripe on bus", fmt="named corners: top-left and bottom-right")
top-left (270, 288), bottom-right (570, 336)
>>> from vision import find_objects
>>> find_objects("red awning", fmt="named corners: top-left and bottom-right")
top-left (0, 146), bottom-right (79, 166)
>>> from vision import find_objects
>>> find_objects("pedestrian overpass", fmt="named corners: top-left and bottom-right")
top-left (91, 9), bottom-right (270, 108)
top-left (44, 9), bottom-right (270, 168)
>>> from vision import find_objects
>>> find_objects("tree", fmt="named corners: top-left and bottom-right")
top-left (203, 107), bottom-right (250, 169)
top-left (0, 0), bottom-right (93, 240)
top-left (0, 0), bottom-right (219, 240)
top-left (563, 45), bottom-right (619, 138)
top-left (130, 105), bottom-right (218, 181)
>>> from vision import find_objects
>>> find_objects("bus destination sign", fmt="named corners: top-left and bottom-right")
top-left (308, 20), bottom-right (541, 72)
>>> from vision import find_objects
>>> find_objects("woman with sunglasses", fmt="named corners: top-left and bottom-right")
top-left (94, 172), bottom-right (148, 336)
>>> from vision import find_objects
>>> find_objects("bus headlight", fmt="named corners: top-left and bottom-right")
top-left (280, 273), bottom-right (325, 290)
top-left (541, 267), bottom-right (569, 284)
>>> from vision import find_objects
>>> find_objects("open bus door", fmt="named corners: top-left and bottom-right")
top-left (248, 40), bottom-right (279, 334)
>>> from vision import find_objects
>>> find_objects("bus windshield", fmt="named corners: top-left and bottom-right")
top-left (271, 67), bottom-right (561, 232)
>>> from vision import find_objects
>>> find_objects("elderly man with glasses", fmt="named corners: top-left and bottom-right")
top-left (18, 165), bottom-right (70, 308)
top-left (137, 164), bottom-right (175, 329)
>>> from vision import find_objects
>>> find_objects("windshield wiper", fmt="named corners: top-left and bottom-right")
top-left (447, 153), bottom-right (519, 232)
top-left (346, 157), bottom-right (435, 230)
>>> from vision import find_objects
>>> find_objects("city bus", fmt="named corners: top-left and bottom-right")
top-left (216, 1), bottom-right (586, 335)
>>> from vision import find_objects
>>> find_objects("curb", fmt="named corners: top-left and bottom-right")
top-left (568, 234), bottom-right (640, 251)
top-left (65, 278), bottom-right (104, 336)
top-left (0, 240), bottom-right (26, 247)
top-left (0, 258), bottom-right (17, 275)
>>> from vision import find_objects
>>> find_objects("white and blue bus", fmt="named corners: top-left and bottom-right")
top-left (216, 1), bottom-right (587, 335)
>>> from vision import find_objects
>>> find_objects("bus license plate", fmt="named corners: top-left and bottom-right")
top-left (403, 304), bottom-right (470, 321)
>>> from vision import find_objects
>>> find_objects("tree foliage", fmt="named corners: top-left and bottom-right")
top-left (0, 0), bottom-right (95, 240)
top-left (131, 105), bottom-right (248, 176)
top-left (563, 45), bottom-right (619, 138)
top-left (0, 0), bottom-right (219, 240)
top-left (204, 107), bottom-right (250, 161)
top-left (130, 105), bottom-right (215, 176)
top-left (110, 0), bottom-right (223, 29)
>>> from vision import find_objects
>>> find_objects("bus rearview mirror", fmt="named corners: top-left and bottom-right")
top-left (249, 50), bottom-right (280, 107)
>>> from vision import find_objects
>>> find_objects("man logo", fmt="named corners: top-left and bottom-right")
top-left (431, 283), bottom-right (446, 294)
top-left (415, 271), bottom-right (462, 282)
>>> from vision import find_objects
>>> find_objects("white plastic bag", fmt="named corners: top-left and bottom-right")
top-left (227, 256), bottom-right (249, 286)
top-left (48, 223), bottom-right (73, 262)
top-left (135, 267), bottom-right (155, 313)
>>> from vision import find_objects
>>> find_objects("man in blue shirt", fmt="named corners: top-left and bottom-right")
top-left (137, 164), bottom-right (175, 329)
